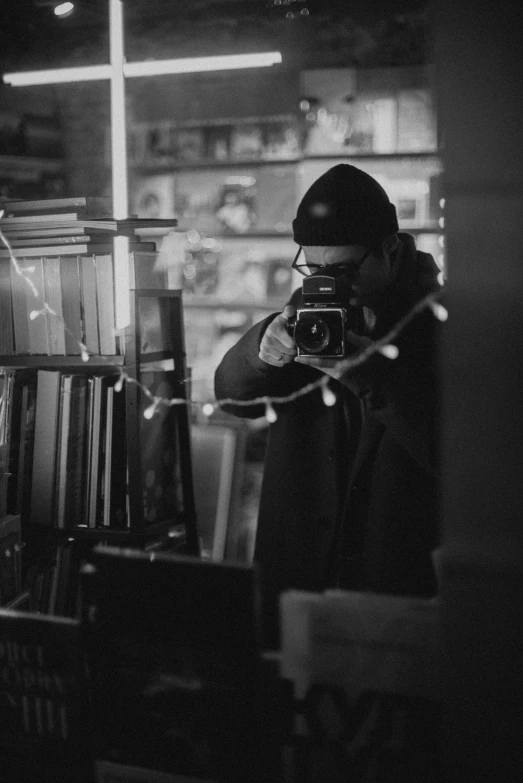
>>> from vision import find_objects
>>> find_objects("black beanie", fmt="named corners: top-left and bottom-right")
top-left (292, 163), bottom-right (399, 246)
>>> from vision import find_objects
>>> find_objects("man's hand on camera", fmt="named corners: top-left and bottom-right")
top-left (259, 305), bottom-right (298, 367)
top-left (294, 331), bottom-right (374, 380)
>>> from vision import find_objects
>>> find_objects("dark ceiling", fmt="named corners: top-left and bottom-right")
top-left (0, 0), bottom-right (431, 73)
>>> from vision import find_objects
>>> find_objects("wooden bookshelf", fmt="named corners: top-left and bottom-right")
top-left (0, 206), bottom-right (199, 615)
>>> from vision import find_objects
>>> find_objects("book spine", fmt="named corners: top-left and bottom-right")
top-left (83, 377), bottom-right (95, 527)
top-left (3, 196), bottom-right (111, 213)
top-left (16, 383), bottom-right (36, 527)
top-left (94, 376), bottom-right (109, 527)
top-left (9, 259), bottom-right (30, 354)
top-left (6, 370), bottom-right (34, 515)
top-left (19, 257), bottom-right (51, 356)
top-left (60, 256), bottom-right (82, 355)
top-left (1, 226), bottom-right (90, 238)
top-left (79, 255), bottom-right (100, 354)
top-left (44, 257), bottom-right (66, 355)
top-left (109, 385), bottom-right (128, 529)
top-left (94, 254), bottom-right (117, 355)
top-left (102, 384), bottom-right (114, 526)
top-left (0, 258), bottom-right (14, 355)
top-left (0, 243), bottom-right (91, 258)
top-left (0, 211), bottom-right (80, 224)
top-left (55, 375), bottom-right (73, 529)
top-left (9, 235), bottom-right (92, 247)
top-left (88, 377), bottom-right (104, 528)
top-left (0, 372), bottom-right (14, 519)
top-left (30, 370), bottom-right (62, 527)
top-left (62, 375), bottom-right (88, 529)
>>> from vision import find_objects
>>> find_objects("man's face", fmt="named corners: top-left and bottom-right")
top-left (301, 244), bottom-right (392, 309)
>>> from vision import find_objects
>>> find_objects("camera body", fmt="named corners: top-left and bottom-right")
top-left (287, 272), bottom-right (359, 358)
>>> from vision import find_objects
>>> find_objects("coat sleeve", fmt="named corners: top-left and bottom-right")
top-left (338, 309), bottom-right (441, 478)
top-left (214, 312), bottom-right (322, 419)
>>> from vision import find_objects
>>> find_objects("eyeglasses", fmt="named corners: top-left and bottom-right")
top-left (291, 246), bottom-right (372, 277)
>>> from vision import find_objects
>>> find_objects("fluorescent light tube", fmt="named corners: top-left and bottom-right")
top-left (124, 51), bottom-right (283, 78)
top-left (2, 52), bottom-right (282, 87)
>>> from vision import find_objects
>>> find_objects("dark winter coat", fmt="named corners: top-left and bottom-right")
top-left (214, 234), bottom-right (442, 647)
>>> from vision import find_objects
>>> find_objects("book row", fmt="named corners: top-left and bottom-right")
top-left (1, 367), bottom-right (184, 534)
top-left (0, 250), bottom-right (163, 357)
top-left (1, 368), bottom-right (128, 532)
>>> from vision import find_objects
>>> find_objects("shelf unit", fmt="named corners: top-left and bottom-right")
top-left (0, 251), bottom-right (199, 615)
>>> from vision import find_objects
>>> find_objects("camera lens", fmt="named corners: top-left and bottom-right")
top-left (295, 314), bottom-right (330, 354)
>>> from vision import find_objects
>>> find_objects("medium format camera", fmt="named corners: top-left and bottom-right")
top-left (287, 271), bottom-right (360, 358)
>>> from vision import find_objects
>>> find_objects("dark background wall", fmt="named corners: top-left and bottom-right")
top-left (433, 0), bottom-right (523, 778)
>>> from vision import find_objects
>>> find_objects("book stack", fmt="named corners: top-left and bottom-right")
top-left (0, 196), bottom-right (170, 257)
top-left (0, 196), bottom-right (178, 356)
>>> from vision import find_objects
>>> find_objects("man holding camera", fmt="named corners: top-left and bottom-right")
top-left (214, 164), bottom-right (442, 648)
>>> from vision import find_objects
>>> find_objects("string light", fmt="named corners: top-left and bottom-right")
top-left (378, 344), bottom-right (399, 360)
top-left (0, 226), bottom-right (446, 420)
top-left (143, 400), bottom-right (160, 419)
top-left (321, 383), bottom-right (337, 407)
top-left (265, 401), bottom-right (278, 423)
top-left (429, 302), bottom-right (448, 322)
top-left (114, 375), bottom-right (125, 393)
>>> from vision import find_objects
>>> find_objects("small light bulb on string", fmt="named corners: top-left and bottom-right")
top-left (0, 230), bottom-right (447, 424)
top-left (143, 401), bottom-right (158, 420)
top-left (378, 344), bottom-right (399, 360)
top-left (265, 401), bottom-right (278, 423)
top-left (430, 302), bottom-right (449, 322)
top-left (322, 384), bottom-right (337, 407)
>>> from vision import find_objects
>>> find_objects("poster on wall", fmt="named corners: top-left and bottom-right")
top-left (132, 174), bottom-right (176, 218)
top-left (171, 165), bottom-right (295, 236)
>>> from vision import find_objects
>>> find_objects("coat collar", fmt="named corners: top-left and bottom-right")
top-left (371, 232), bottom-right (441, 339)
